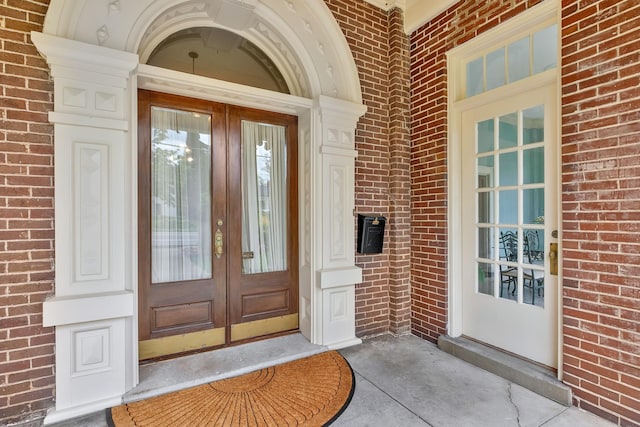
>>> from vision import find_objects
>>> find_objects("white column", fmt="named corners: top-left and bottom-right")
top-left (31, 32), bottom-right (138, 424)
top-left (313, 95), bottom-right (367, 349)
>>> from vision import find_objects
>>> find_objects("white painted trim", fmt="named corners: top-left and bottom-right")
top-left (48, 112), bottom-right (129, 131)
top-left (553, 0), bottom-right (564, 381)
top-left (44, 396), bottom-right (122, 426)
top-left (319, 267), bottom-right (363, 289)
top-left (137, 63), bottom-right (313, 115)
top-left (448, 0), bottom-right (558, 103)
top-left (326, 337), bottom-right (363, 350)
top-left (447, 0), bottom-right (557, 60)
top-left (454, 69), bottom-right (557, 113)
top-left (43, 291), bottom-right (134, 326)
top-left (447, 51), bottom-right (463, 337)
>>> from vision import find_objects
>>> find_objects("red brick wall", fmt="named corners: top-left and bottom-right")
top-left (411, 0), bottom-right (640, 425)
top-left (386, 8), bottom-right (412, 335)
top-left (326, 0), bottom-right (412, 337)
top-left (0, 1), bottom-right (56, 425)
top-left (561, 1), bottom-right (640, 425)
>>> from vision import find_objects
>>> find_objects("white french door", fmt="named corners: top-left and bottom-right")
top-left (460, 83), bottom-right (558, 367)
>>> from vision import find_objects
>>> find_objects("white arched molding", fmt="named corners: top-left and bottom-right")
top-left (35, 0), bottom-right (366, 424)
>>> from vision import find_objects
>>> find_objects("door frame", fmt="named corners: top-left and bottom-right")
top-left (136, 92), bottom-right (300, 358)
top-left (446, 0), bottom-right (563, 377)
top-left (36, 0), bottom-right (367, 422)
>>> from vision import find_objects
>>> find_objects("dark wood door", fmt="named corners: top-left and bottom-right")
top-left (138, 91), bottom-right (298, 359)
top-left (227, 106), bottom-right (299, 342)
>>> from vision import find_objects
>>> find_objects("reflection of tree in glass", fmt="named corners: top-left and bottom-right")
top-left (152, 127), bottom-right (180, 211)
top-left (257, 143), bottom-right (272, 268)
top-left (151, 128), bottom-right (210, 231)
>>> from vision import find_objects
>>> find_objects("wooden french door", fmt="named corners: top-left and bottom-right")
top-left (138, 90), bottom-right (298, 360)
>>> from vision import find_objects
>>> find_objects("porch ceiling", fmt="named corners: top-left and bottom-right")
top-left (362, 0), bottom-right (459, 34)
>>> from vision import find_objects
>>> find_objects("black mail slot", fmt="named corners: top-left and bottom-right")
top-left (357, 214), bottom-right (386, 254)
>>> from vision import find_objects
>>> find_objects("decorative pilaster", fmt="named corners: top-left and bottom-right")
top-left (31, 32), bottom-right (138, 424)
top-left (313, 95), bottom-right (367, 348)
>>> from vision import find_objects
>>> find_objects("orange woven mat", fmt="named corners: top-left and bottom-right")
top-left (108, 350), bottom-right (354, 426)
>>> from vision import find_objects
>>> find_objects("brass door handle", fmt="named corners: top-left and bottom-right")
top-left (549, 242), bottom-right (558, 276)
top-left (215, 219), bottom-right (223, 259)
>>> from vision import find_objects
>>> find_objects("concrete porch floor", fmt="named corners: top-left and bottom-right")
top-left (52, 334), bottom-right (613, 427)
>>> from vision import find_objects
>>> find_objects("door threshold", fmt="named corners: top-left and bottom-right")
top-left (124, 333), bottom-right (326, 403)
top-left (438, 335), bottom-right (572, 406)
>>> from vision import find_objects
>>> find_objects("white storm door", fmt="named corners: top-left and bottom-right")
top-left (461, 83), bottom-right (558, 367)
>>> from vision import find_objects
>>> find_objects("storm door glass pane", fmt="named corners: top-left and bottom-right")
top-left (241, 121), bottom-right (288, 274)
top-left (151, 107), bottom-right (212, 284)
top-left (508, 37), bottom-right (530, 82)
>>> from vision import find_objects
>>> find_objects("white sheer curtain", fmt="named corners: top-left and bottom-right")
top-left (241, 121), bottom-right (287, 274)
top-left (151, 107), bottom-right (212, 283)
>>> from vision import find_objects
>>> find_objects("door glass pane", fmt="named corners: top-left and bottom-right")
top-left (477, 191), bottom-right (494, 223)
top-left (523, 188), bottom-right (544, 224)
top-left (477, 262), bottom-right (494, 296)
top-left (151, 107), bottom-right (212, 284)
top-left (523, 105), bottom-right (544, 145)
top-left (524, 229), bottom-right (544, 307)
top-left (499, 152), bottom-right (517, 186)
top-left (477, 119), bottom-right (494, 153)
top-left (466, 57), bottom-right (484, 97)
top-left (499, 228), bottom-right (518, 301)
top-left (508, 37), bottom-right (530, 82)
top-left (241, 121), bottom-right (288, 274)
top-left (499, 190), bottom-right (517, 224)
top-left (486, 48), bottom-right (506, 91)
top-left (499, 113), bottom-right (518, 149)
top-left (477, 155), bottom-right (494, 188)
top-left (477, 227), bottom-right (493, 259)
top-left (533, 25), bottom-right (558, 74)
top-left (473, 102), bottom-right (548, 308)
top-left (523, 147), bottom-right (544, 184)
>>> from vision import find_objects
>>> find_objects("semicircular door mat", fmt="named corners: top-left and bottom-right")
top-left (108, 350), bottom-right (355, 426)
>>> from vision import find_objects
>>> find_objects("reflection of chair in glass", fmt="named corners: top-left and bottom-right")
top-left (499, 231), bottom-right (518, 297)
top-left (523, 230), bottom-right (544, 305)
